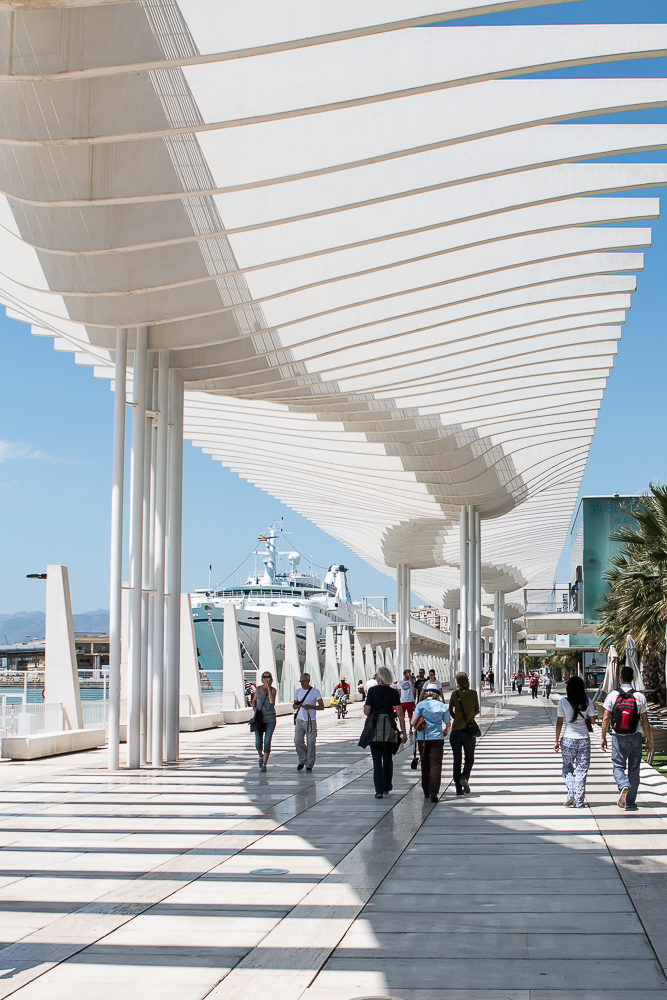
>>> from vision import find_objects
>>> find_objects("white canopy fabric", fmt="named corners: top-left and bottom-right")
top-left (0, 1), bottom-right (665, 608)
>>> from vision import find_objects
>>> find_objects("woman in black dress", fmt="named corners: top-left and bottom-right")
top-left (364, 665), bottom-right (406, 798)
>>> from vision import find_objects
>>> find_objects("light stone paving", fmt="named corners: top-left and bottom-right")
top-left (0, 699), bottom-right (662, 1000)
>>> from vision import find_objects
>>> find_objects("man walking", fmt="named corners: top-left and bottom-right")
top-left (293, 673), bottom-right (324, 772)
top-left (544, 671), bottom-right (553, 700)
top-left (601, 665), bottom-right (652, 811)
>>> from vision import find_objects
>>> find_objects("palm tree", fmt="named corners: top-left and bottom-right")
top-left (596, 484), bottom-right (667, 704)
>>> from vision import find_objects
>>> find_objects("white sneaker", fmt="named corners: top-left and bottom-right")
top-left (618, 787), bottom-right (629, 809)
top-left (563, 797), bottom-right (575, 807)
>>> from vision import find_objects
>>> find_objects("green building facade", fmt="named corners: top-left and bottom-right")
top-left (570, 494), bottom-right (641, 630)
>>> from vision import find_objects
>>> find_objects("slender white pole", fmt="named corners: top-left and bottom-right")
top-left (146, 367), bottom-right (158, 763)
top-left (474, 510), bottom-right (482, 699)
top-left (467, 504), bottom-right (476, 692)
top-left (459, 507), bottom-right (468, 677)
top-left (396, 563), bottom-right (411, 678)
top-left (151, 352), bottom-right (169, 767)
top-left (128, 326), bottom-right (148, 769)
top-left (494, 590), bottom-right (501, 695)
top-left (165, 369), bottom-right (183, 762)
top-left (108, 329), bottom-right (126, 771)
top-left (140, 357), bottom-right (153, 766)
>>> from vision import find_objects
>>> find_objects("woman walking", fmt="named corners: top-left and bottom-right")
top-left (555, 674), bottom-right (596, 807)
top-left (363, 665), bottom-right (404, 798)
top-left (252, 671), bottom-right (277, 771)
top-left (412, 683), bottom-right (451, 802)
top-left (448, 672), bottom-right (480, 795)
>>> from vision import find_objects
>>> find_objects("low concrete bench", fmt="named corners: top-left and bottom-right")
top-left (2, 727), bottom-right (107, 760)
top-left (179, 713), bottom-right (224, 732)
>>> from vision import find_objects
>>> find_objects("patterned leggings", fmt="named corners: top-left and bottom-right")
top-left (560, 737), bottom-right (591, 807)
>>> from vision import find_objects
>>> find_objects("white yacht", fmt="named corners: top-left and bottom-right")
top-left (190, 524), bottom-right (362, 688)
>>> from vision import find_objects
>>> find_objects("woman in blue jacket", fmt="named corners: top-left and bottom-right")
top-left (411, 684), bottom-right (451, 802)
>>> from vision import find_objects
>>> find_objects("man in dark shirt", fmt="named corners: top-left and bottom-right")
top-left (448, 672), bottom-right (480, 795)
top-left (414, 668), bottom-right (427, 701)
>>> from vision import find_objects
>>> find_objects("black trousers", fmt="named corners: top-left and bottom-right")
top-left (531, 686), bottom-right (538, 699)
top-left (450, 729), bottom-right (476, 788)
top-left (370, 743), bottom-right (394, 794)
top-left (419, 738), bottom-right (444, 795)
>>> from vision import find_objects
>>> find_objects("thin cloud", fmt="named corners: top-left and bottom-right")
top-left (0, 440), bottom-right (59, 462)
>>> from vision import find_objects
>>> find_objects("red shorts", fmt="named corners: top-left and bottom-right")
top-left (400, 701), bottom-right (415, 719)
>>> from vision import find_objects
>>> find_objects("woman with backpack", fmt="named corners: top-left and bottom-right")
top-left (362, 665), bottom-right (405, 798)
top-left (554, 675), bottom-right (596, 807)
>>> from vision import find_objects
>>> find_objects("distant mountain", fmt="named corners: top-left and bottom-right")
top-left (0, 610), bottom-right (109, 644)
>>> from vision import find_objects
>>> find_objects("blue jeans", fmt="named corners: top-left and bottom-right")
top-left (611, 731), bottom-right (643, 806)
top-left (255, 717), bottom-right (276, 756)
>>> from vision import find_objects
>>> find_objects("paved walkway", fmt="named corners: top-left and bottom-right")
top-left (0, 697), bottom-right (664, 1000)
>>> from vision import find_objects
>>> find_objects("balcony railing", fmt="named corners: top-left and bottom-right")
top-left (523, 588), bottom-right (574, 614)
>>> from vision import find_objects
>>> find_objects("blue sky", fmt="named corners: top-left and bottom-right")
top-left (1, 0), bottom-right (667, 612)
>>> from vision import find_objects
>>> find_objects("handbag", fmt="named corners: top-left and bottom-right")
top-left (358, 712), bottom-right (376, 749)
top-left (456, 691), bottom-right (481, 738)
top-left (249, 691), bottom-right (267, 733)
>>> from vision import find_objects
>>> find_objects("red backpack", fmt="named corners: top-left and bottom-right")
top-left (610, 688), bottom-right (639, 735)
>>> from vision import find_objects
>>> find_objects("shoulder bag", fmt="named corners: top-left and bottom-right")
top-left (249, 690), bottom-right (267, 734)
top-left (294, 686), bottom-right (315, 726)
top-left (456, 691), bottom-right (481, 738)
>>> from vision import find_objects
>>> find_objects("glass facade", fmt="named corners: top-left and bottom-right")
top-left (570, 496), bottom-right (641, 626)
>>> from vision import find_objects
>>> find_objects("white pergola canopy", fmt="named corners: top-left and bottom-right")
top-left (1, 0), bottom-right (665, 608)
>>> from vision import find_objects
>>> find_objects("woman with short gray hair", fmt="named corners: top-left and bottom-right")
top-left (363, 666), bottom-right (404, 798)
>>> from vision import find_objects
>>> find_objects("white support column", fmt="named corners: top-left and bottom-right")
top-left (376, 646), bottom-right (384, 669)
top-left (179, 593), bottom-right (203, 717)
top-left (128, 326), bottom-right (147, 769)
top-left (385, 647), bottom-right (394, 673)
top-left (165, 368), bottom-right (183, 763)
top-left (140, 355), bottom-right (154, 766)
top-left (45, 565), bottom-right (83, 731)
top-left (340, 627), bottom-right (353, 690)
top-left (305, 622), bottom-right (321, 687)
top-left (459, 507), bottom-right (469, 678)
top-left (323, 626), bottom-right (338, 696)
top-left (282, 616), bottom-right (301, 701)
top-left (467, 505), bottom-right (476, 691)
top-left (474, 510), bottom-right (482, 699)
top-left (493, 591), bottom-right (501, 694)
top-left (354, 633), bottom-right (365, 691)
top-left (223, 603), bottom-right (246, 710)
top-left (395, 563), bottom-right (411, 680)
top-left (259, 612), bottom-right (277, 684)
top-left (449, 608), bottom-right (458, 687)
top-left (108, 328), bottom-right (126, 770)
top-left (499, 592), bottom-right (506, 694)
top-left (364, 643), bottom-right (375, 680)
top-left (151, 352), bottom-right (169, 767)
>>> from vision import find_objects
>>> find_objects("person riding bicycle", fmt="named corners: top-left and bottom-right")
top-left (334, 677), bottom-right (350, 699)
top-left (332, 677), bottom-right (350, 718)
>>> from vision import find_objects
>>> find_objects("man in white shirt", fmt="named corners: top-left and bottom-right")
top-left (601, 665), bottom-right (652, 811)
top-left (293, 673), bottom-right (324, 772)
top-left (427, 668), bottom-right (443, 692)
